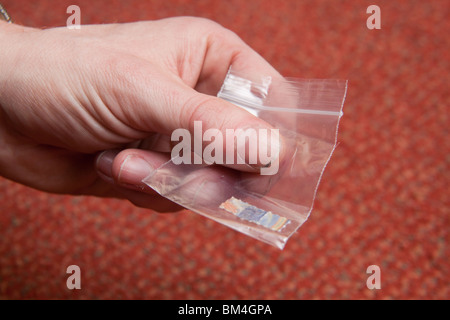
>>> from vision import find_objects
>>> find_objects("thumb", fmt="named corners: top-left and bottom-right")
top-left (111, 68), bottom-right (283, 173)
top-left (177, 88), bottom-right (283, 173)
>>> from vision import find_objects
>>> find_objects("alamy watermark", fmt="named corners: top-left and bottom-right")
top-left (171, 121), bottom-right (280, 175)
top-left (66, 265), bottom-right (81, 290)
top-left (66, 5), bottom-right (81, 29)
top-left (366, 265), bottom-right (381, 290)
top-left (366, 5), bottom-right (381, 30)
top-left (65, 4), bottom-right (381, 30)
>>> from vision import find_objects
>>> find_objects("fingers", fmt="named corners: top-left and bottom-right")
top-left (95, 147), bottom-right (239, 210)
top-left (87, 18), bottom-right (287, 174)
top-left (95, 148), bottom-right (183, 212)
top-left (176, 90), bottom-right (285, 174)
top-left (96, 149), bottom-right (165, 191)
top-left (108, 66), bottom-right (284, 173)
top-left (96, 19), bottom-right (286, 174)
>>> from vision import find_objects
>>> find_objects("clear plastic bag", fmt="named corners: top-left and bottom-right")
top-left (143, 67), bottom-right (348, 249)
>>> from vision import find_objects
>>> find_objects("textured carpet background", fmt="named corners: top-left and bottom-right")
top-left (0, 0), bottom-right (448, 299)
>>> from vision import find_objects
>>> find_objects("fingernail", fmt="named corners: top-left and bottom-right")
top-left (96, 150), bottom-right (119, 178)
top-left (118, 155), bottom-right (154, 185)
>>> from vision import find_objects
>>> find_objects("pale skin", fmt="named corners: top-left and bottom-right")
top-left (0, 17), bottom-right (282, 212)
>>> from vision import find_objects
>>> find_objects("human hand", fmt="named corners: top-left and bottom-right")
top-left (0, 17), bottom-right (282, 212)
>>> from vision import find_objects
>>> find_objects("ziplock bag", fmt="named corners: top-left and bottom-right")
top-left (143, 67), bottom-right (348, 249)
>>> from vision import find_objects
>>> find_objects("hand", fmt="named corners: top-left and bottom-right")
top-left (0, 17), bottom-right (281, 212)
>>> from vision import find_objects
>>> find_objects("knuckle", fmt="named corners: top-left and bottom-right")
top-left (181, 16), bottom-right (242, 45)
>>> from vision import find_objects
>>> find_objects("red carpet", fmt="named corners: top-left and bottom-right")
top-left (0, 0), bottom-right (448, 299)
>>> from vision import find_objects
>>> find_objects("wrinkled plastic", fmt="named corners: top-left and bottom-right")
top-left (143, 67), bottom-right (348, 249)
